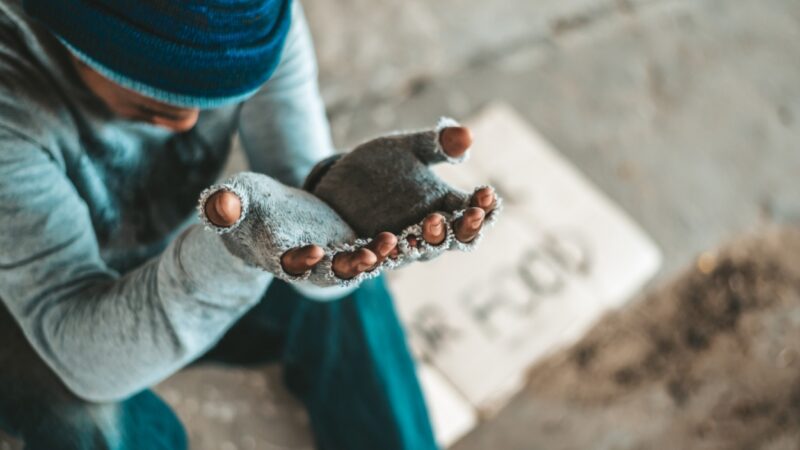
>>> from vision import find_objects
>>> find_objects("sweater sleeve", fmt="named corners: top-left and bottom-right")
top-left (0, 130), bottom-right (273, 402)
top-left (238, 1), bottom-right (335, 189)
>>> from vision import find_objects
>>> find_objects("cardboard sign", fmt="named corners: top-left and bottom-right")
top-left (389, 103), bottom-right (661, 446)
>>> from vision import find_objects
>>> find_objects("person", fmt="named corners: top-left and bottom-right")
top-left (0, 0), bottom-right (494, 449)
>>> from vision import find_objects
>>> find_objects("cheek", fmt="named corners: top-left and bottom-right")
top-left (105, 100), bottom-right (144, 121)
top-left (76, 64), bottom-right (199, 130)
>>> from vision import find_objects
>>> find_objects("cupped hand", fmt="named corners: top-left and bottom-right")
top-left (201, 122), bottom-right (500, 286)
top-left (205, 190), bottom-right (398, 279)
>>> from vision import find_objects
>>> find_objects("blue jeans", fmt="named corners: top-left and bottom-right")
top-left (0, 277), bottom-right (438, 450)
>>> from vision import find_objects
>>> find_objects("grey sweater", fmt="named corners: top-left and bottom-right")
top-left (0, 0), bottom-right (338, 402)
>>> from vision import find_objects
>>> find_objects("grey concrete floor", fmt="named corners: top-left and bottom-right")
top-left (313, 0), bottom-right (800, 277)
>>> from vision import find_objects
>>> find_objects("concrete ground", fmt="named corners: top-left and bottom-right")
top-left (309, 0), bottom-right (800, 277)
top-left (307, 0), bottom-right (800, 447)
top-left (3, 0), bottom-right (799, 448)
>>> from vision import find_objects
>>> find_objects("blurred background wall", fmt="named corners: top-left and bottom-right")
top-left (304, 0), bottom-right (800, 277)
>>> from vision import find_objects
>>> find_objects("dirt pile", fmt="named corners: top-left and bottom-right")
top-left (462, 226), bottom-right (800, 450)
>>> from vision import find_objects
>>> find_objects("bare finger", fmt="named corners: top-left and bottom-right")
top-left (454, 207), bottom-right (485, 243)
top-left (281, 245), bottom-right (325, 276)
top-left (365, 232), bottom-right (398, 270)
top-left (332, 248), bottom-right (378, 279)
top-left (439, 127), bottom-right (473, 158)
top-left (470, 187), bottom-right (497, 214)
top-left (205, 190), bottom-right (242, 227)
top-left (422, 213), bottom-right (447, 246)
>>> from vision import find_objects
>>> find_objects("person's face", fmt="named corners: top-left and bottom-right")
top-left (70, 54), bottom-right (200, 132)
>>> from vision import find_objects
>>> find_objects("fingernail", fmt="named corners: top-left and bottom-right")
top-left (214, 192), bottom-right (241, 226)
top-left (378, 241), bottom-right (394, 256)
top-left (477, 192), bottom-right (493, 208)
top-left (431, 220), bottom-right (444, 236)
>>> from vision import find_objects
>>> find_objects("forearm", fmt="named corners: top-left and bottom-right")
top-left (7, 224), bottom-right (271, 402)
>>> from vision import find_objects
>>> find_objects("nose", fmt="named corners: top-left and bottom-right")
top-left (149, 109), bottom-right (200, 132)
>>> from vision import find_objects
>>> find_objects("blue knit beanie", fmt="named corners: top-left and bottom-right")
top-left (24, 0), bottom-right (293, 108)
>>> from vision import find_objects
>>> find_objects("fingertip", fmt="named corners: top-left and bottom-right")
top-left (205, 190), bottom-right (242, 227)
top-left (424, 212), bottom-right (446, 224)
top-left (464, 207), bottom-right (486, 222)
top-left (423, 213), bottom-right (447, 245)
top-left (376, 231), bottom-right (398, 246)
top-left (424, 213), bottom-right (446, 230)
top-left (217, 191), bottom-right (242, 221)
top-left (357, 248), bottom-right (378, 267)
top-left (372, 232), bottom-right (398, 257)
top-left (304, 245), bottom-right (325, 265)
top-left (440, 126), bottom-right (473, 158)
top-left (305, 244), bottom-right (325, 258)
top-left (455, 208), bottom-right (485, 243)
top-left (281, 247), bottom-right (312, 276)
top-left (472, 187), bottom-right (496, 210)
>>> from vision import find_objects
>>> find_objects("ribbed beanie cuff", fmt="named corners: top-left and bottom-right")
top-left (24, 0), bottom-right (293, 108)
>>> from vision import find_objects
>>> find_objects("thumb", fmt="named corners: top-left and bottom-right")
top-left (204, 190), bottom-right (242, 227)
top-left (439, 126), bottom-right (473, 158)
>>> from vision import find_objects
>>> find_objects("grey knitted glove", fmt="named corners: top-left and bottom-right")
top-left (306, 117), bottom-right (502, 267)
top-left (197, 172), bottom-right (370, 287)
top-left (197, 118), bottom-right (501, 287)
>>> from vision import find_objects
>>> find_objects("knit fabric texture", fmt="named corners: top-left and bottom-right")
top-left (23, 0), bottom-right (293, 108)
top-left (197, 118), bottom-right (502, 288)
